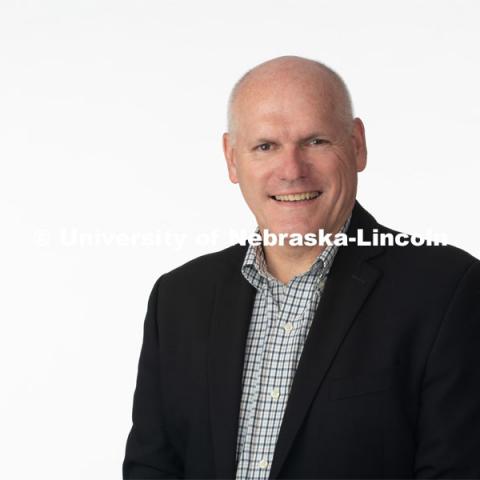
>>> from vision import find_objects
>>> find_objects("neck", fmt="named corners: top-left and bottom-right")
top-left (259, 212), bottom-right (352, 284)
top-left (263, 243), bottom-right (325, 284)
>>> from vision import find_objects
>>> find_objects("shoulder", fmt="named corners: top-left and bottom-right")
top-left (351, 202), bottom-right (479, 289)
top-left (153, 243), bottom-right (248, 294)
top-left (369, 222), bottom-right (480, 303)
top-left (376, 222), bottom-right (478, 274)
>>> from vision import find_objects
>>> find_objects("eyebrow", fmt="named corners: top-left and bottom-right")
top-left (253, 132), bottom-right (328, 144)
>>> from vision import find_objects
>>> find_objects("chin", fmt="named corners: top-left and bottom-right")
top-left (269, 224), bottom-right (318, 236)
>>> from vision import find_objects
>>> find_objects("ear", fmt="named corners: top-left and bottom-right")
top-left (223, 132), bottom-right (239, 184)
top-left (351, 117), bottom-right (367, 172)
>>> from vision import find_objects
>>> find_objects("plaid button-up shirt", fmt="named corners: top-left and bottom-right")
top-left (235, 219), bottom-right (350, 480)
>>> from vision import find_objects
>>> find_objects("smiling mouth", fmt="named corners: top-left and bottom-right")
top-left (270, 191), bottom-right (321, 202)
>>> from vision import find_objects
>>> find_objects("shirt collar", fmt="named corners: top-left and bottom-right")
top-left (241, 215), bottom-right (351, 290)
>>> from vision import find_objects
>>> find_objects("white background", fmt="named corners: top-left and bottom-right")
top-left (1, 1), bottom-right (479, 478)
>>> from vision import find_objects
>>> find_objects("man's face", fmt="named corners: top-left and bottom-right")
top-left (223, 74), bottom-right (367, 238)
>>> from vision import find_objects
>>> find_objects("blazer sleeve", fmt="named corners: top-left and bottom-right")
top-left (123, 276), bottom-right (183, 479)
top-left (414, 260), bottom-right (480, 478)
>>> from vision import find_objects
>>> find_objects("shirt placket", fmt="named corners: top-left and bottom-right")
top-left (243, 282), bottom-right (278, 479)
top-left (251, 280), bottom-right (299, 478)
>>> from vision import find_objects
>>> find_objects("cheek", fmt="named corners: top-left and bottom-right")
top-left (236, 170), bottom-right (270, 213)
top-left (237, 164), bottom-right (269, 196)
top-left (320, 155), bottom-right (357, 190)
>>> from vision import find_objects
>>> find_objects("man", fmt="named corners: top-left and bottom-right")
top-left (123, 56), bottom-right (480, 479)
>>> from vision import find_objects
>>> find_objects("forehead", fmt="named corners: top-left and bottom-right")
top-left (234, 79), bottom-right (340, 138)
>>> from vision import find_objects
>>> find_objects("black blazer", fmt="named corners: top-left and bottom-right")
top-left (123, 202), bottom-right (480, 479)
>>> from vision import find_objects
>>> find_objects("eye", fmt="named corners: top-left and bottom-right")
top-left (254, 142), bottom-right (273, 152)
top-left (255, 143), bottom-right (272, 152)
top-left (309, 137), bottom-right (329, 146)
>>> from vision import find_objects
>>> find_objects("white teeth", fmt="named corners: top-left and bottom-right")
top-left (273, 191), bottom-right (320, 202)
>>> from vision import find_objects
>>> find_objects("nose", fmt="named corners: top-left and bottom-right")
top-left (278, 146), bottom-right (308, 182)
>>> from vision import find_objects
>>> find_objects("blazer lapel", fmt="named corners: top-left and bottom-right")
top-left (269, 202), bottom-right (385, 479)
top-left (208, 248), bottom-right (255, 479)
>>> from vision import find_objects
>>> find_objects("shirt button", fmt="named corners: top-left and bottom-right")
top-left (283, 322), bottom-right (293, 334)
top-left (270, 387), bottom-right (280, 400)
top-left (258, 458), bottom-right (269, 469)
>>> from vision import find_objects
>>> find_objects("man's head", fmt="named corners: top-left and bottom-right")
top-left (223, 55), bottom-right (367, 239)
